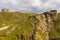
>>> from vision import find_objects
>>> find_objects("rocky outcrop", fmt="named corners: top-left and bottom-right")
top-left (31, 10), bottom-right (57, 40)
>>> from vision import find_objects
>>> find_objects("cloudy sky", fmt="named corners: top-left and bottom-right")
top-left (0, 0), bottom-right (60, 13)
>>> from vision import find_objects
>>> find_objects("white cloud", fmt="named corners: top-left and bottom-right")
top-left (9, 0), bottom-right (18, 5)
top-left (41, 1), bottom-right (56, 10)
top-left (57, 8), bottom-right (60, 12)
top-left (1, 0), bottom-right (18, 5)
top-left (30, 0), bottom-right (42, 7)
top-left (0, 0), bottom-right (60, 12)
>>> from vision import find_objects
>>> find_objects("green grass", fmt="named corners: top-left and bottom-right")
top-left (0, 12), bottom-right (60, 40)
top-left (49, 13), bottom-right (60, 38)
top-left (0, 12), bottom-right (36, 40)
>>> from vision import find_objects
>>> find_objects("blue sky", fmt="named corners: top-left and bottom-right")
top-left (0, 0), bottom-right (60, 13)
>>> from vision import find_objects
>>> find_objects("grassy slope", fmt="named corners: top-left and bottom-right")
top-left (0, 12), bottom-right (37, 40)
top-left (49, 13), bottom-right (60, 38)
top-left (0, 12), bottom-right (60, 40)
top-left (54, 13), bottom-right (60, 38)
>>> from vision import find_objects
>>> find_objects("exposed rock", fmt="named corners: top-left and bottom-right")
top-left (4, 27), bottom-right (17, 35)
top-left (31, 10), bottom-right (57, 40)
top-left (0, 26), bottom-right (10, 31)
top-left (2, 8), bottom-right (9, 12)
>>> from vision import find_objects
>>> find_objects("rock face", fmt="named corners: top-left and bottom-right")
top-left (31, 10), bottom-right (57, 40)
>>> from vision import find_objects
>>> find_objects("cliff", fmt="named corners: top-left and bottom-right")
top-left (0, 10), bottom-right (59, 40)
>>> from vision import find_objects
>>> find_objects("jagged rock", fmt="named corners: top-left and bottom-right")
top-left (31, 10), bottom-right (57, 40)
top-left (31, 15), bottom-right (49, 40)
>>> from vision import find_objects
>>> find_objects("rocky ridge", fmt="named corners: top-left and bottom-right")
top-left (31, 10), bottom-right (58, 40)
